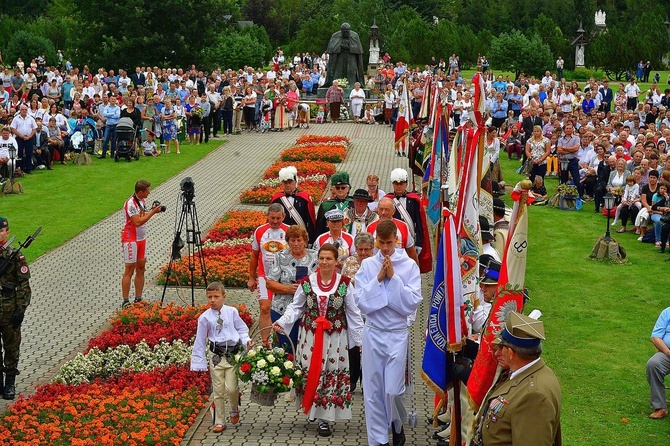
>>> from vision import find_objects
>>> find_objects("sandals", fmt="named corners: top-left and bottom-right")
top-left (616, 228), bottom-right (626, 233)
top-left (212, 423), bottom-right (226, 433)
top-left (229, 410), bottom-right (240, 427)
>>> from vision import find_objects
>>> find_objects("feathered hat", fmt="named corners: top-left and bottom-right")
top-left (278, 166), bottom-right (298, 182)
top-left (390, 168), bottom-right (409, 183)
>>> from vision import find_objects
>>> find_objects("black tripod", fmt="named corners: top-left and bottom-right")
top-left (161, 178), bottom-right (207, 306)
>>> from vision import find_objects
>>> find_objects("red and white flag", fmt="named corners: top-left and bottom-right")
top-left (394, 78), bottom-right (413, 152)
top-left (467, 181), bottom-right (532, 407)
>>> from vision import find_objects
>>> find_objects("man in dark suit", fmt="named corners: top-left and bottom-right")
top-left (32, 117), bottom-right (51, 170)
top-left (472, 312), bottom-right (562, 446)
top-left (594, 155), bottom-right (615, 213)
top-left (520, 107), bottom-right (542, 145)
top-left (599, 80), bottom-right (613, 114)
top-left (130, 67), bottom-right (145, 88)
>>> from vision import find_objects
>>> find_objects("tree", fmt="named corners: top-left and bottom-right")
top-left (488, 30), bottom-right (553, 78)
top-left (5, 31), bottom-right (57, 70)
top-left (203, 31), bottom-right (268, 70)
top-left (70, 0), bottom-right (240, 68)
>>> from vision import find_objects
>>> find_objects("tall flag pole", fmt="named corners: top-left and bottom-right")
top-left (467, 180), bottom-right (533, 407)
top-left (394, 77), bottom-right (413, 153)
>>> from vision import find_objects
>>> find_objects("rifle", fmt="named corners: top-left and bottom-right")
top-left (0, 226), bottom-right (42, 277)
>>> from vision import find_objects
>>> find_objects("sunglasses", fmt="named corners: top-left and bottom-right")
top-left (335, 185), bottom-right (348, 190)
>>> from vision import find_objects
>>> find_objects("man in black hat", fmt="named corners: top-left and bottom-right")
top-left (0, 216), bottom-right (31, 400)
top-left (479, 216), bottom-right (500, 263)
top-left (315, 172), bottom-right (353, 236)
top-left (492, 198), bottom-right (508, 261)
top-left (472, 312), bottom-right (562, 446)
top-left (345, 189), bottom-right (379, 238)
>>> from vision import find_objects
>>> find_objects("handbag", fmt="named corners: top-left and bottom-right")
top-left (660, 213), bottom-right (670, 225)
top-left (521, 157), bottom-right (533, 175)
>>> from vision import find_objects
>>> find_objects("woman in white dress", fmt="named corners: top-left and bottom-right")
top-left (350, 82), bottom-right (366, 123)
top-left (274, 243), bottom-right (363, 438)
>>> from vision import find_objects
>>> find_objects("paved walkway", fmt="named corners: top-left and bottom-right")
top-left (10, 123), bottom-right (439, 445)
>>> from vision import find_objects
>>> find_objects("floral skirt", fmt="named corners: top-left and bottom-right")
top-left (295, 325), bottom-right (353, 421)
top-left (162, 121), bottom-right (177, 140)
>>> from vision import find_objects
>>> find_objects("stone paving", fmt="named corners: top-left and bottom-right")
top-left (9, 122), bottom-right (439, 445)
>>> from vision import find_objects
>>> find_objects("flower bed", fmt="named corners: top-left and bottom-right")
top-left (240, 179), bottom-right (328, 205)
top-left (0, 302), bottom-right (215, 446)
top-left (158, 245), bottom-right (252, 288)
top-left (280, 144), bottom-right (348, 163)
top-left (295, 135), bottom-right (350, 145)
top-left (204, 210), bottom-right (267, 242)
top-left (263, 160), bottom-right (336, 179)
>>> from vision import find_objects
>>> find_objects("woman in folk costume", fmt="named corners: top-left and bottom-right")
top-left (273, 85), bottom-right (289, 131)
top-left (273, 243), bottom-right (363, 438)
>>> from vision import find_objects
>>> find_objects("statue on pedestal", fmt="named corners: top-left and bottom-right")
top-left (575, 45), bottom-right (585, 67)
top-left (324, 23), bottom-right (365, 89)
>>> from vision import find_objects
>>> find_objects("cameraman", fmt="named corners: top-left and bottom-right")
top-left (121, 179), bottom-right (163, 308)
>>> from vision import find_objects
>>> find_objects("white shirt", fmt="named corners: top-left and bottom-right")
top-left (10, 113), bottom-right (37, 136)
top-left (0, 135), bottom-right (18, 158)
top-left (624, 83), bottom-right (640, 98)
top-left (190, 306), bottom-right (251, 371)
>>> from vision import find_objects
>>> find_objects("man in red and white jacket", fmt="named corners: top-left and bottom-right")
top-left (367, 197), bottom-right (419, 265)
top-left (248, 203), bottom-right (289, 340)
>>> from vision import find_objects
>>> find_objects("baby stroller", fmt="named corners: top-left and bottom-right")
top-left (115, 117), bottom-right (140, 162)
top-left (70, 117), bottom-right (99, 155)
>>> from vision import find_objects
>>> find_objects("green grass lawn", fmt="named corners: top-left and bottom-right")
top-left (499, 161), bottom-right (670, 445)
top-left (1, 140), bottom-right (222, 262)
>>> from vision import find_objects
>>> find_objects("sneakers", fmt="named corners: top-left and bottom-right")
top-left (637, 236), bottom-right (643, 242)
top-left (121, 300), bottom-right (131, 309)
top-left (655, 241), bottom-right (662, 248)
top-left (317, 419), bottom-right (331, 437)
top-left (133, 297), bottom-right (143, 304)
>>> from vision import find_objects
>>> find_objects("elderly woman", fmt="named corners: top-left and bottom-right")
top-left (350, 82), bottom-right (366, 123)
top-left (273, 244), bottom-right (363, 437)
top-left (607, 158), bottom-right (631, 195)
top-left (326, 80), bottom-right (344, 123)
top-left (266, 225), bottom-right (318, 354)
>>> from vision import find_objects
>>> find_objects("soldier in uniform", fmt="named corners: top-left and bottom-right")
top-left (471, 312), bottom-right (562, 446)
top-left (270, 166), bottom-right (317, 244)
top-left (0, 216), bottom-right (31, 400)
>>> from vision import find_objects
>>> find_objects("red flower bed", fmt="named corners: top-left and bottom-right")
top-left (280, 144), bottom-right (347, 163)
top-left (88, 315), bottom-right (198, 352)
top-left (204, 210), bottom-right (267, 242)
top-left (240, 179), bottom-right (328, 205)
top-left (262, 160), bottom-right (337, 179)
top-left (295, 135), bottom-right (350, 145)
top-left (0, 366), bottom-right (209, 446)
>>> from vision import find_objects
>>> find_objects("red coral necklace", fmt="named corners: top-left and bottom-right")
top-left (316, 272), bottom-right (337, 292)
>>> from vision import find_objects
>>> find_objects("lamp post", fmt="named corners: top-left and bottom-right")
top-left (603, 192), bottom-right (615, 242)
top-left (559, 157), bottom-right (569, 184)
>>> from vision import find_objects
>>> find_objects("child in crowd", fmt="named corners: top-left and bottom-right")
top-left (531, 175), bottom-right (547, 201)
top-left (260, 93), bottom-right (273, 133)
top-left (142, 131), bottom-right (160, 156)
top-left (364, 104), bottom-right (375, 124)
top-left (297, 103), bottom-right (310, 128)
top-left (614, 174), bottom-right (641, 233)
top-left (315, 106), bottom-right (325, 124)
top-left (191, 282), bottom-right (253, 433)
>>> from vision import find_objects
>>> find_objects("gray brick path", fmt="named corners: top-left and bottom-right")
top-left (8, 123), bottom-right (440, 445)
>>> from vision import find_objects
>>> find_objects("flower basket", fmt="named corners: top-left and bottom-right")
top-left (250, 383), bottom-right (279, 406)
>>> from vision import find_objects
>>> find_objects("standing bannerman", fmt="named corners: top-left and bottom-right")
top-left (471, 312), bottom-right (561, 446)
top-left (0, 217), bottom-right (31, 400)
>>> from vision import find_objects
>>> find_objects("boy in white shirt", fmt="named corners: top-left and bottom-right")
top-left (142, 131), bottom-right (160, 156)
top-left (191, 282), bottom-right (253, 433)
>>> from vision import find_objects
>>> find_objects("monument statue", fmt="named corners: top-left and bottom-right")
top-left (324, 22), bottom-right (365, 89)
top-left (575, 45), bottom-right (585, 67)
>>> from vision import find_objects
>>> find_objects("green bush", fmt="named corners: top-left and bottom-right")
top-left (563, 68), bottom-right (606, 81)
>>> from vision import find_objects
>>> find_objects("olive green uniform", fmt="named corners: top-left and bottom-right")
top-left (0, 244), bottom-right (31, 377)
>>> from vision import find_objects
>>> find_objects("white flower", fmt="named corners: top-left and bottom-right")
top-left (289, 379), bottom-right (294, 386)
top-left (294, 369), bottom-right (302, 377)
top-left (248, 349), bottom-right (257, 358)
top-left (270, 366), bottom-right (281, 376)
top-left (284, 361), bottom-right (294, 369)
top-left (273, 347), bottom-right (285, 356)
top-left (257, 359), bottom-right (267, 368)
top-left (266, 354), bottom-right (275, 363)
top-left (234, 354), bottom-right (241, 362)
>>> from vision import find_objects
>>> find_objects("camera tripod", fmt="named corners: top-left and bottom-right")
top-left (160, 185), bottom-right (207, 306)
